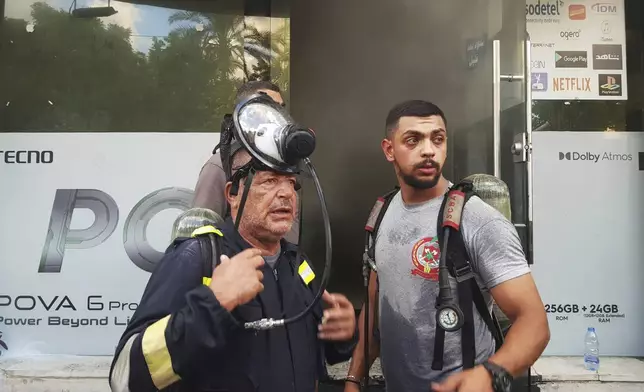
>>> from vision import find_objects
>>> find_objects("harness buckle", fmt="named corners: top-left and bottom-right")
top-left (453, 264), bottom-right (475, 283)
top-left (363, 252), bottom-right (377, 273)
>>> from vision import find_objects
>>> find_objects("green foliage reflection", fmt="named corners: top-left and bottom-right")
top-left (0, 2), bottom-right (290, 132)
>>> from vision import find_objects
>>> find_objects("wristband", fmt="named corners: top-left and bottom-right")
top-left (346, 375), bottom-right (361, 385)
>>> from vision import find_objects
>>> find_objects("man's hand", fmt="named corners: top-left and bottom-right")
top-left (210, 248), bottom-right (265, 311)
top-left (318, 291), bottom-right (356, 341)
top-left (343, 381), bottom-right (361, 392)
top-left (431, 366), bottom-right (492, 392)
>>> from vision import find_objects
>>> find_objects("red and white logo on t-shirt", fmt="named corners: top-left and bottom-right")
top-left (411, 237), bottom-right (440, 281)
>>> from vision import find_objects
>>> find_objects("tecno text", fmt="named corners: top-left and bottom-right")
top-left (0, 150), bottom-right (53, 164)
top-left (559, 151), bottom-right (633, 162)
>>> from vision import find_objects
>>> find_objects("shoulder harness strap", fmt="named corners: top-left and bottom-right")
top-left (189, 225), bottom-right (224, 287)
top-left (363, 187), bottom-right (399, 343)
top-left (432, 181), bottom-right (504, 371)
top-left (364, 186), bottom-right (400, 264)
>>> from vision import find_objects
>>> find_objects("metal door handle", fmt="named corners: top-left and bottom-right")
top-left (524, 37), bottom-right (534, 264)
top-left (493, 41), bottom-right (501, 178)
top-left (494, 37), bottom-right (533, 264)
top-left (524, 38), bottom-right (533, 225)
top-left (492, 40), bottom-right (525, 179)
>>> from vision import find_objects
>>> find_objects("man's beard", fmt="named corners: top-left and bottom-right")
top-left (400, 160), bottom-right (442, 190)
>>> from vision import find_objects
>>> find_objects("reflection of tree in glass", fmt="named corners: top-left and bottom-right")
top-left (0, 2), bottom-right (155, 131)
top-left (243, 21), bottom-right (290, 99)
top-left (167, 11), bottom-right (291, 103)
top-left (0, 2), bottom-right (290, 133)
top-left (239, 103), bottom-right (287, 146)
top-left (245, 27), bottom-right (270, 81)
top-left (268, 21), bottom-right (291, 99)
top-left (167, 10), bottom-right (246, 119)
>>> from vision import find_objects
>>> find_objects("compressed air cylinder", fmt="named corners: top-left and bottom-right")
top-left (170, 208), bottom-right (224, 242)
top-left (464, 173), bottom-right (512, 221)
top-left (463, 173), bottom-right (513, 331)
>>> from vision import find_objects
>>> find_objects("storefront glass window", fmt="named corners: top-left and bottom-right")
top-left (0, 0), bottom-right (290, 132)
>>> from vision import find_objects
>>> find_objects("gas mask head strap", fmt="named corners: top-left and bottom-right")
top-left (230, 158), bottom-right (302, 196)
top-left (214, 114), bottom-right (235, 179)
top-left (229, 158), bottom-right (271, 230)
top-left (229, 160), bottom-right (257, 196)
top-left (232, 163), bottom-right (256, 230)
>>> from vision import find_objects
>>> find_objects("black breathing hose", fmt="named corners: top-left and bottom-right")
top-left (293, 175), bottom-right (304, 271)
top-left (243, 157), bottom-right (332, 330)
top-left (437, 228), bottom-right (453, 304)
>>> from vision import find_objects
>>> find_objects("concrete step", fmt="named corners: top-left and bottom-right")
top-left (539, 384), bottom-right (644, 392)
top-left (0, 355), bottom-right (109, 392)
top-left (533, 357), bottom-right (644, 392)
top-left (533, 356), bottom-right (644, 383)
top-left (1, 355), bottom-right (643, 391)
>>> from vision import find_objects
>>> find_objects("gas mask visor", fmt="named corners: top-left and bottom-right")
top-left (232, 93), bottom-right (316, 174)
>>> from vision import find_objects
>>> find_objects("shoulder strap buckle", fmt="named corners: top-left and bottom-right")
top-left (453, 179), bottom-right (475, 193)
top-left (363, 252), bottom-right (376, 272)
top-left (362, 251), bottom-right (374, 265)
top-left (453, 264), bottom-right (475, 283)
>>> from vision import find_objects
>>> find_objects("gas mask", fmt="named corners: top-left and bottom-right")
top-left (219, 92), bottom-right (332, 331)
top-left (233, 92), bottom-right (315, 174)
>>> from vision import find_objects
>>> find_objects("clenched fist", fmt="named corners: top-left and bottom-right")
top-left (209, 248), bottom-right (265, 311)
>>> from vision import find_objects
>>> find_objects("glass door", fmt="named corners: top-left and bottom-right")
top-left (290, 0), bottom-right (531, 302)
top-left (448, 1), bottom-right (533, 263)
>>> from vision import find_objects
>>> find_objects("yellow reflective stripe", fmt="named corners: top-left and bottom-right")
top-left (191, 225), bottom-right (223, 238)
top-left (298, 261), bottom-right (315, 285)
top-left (202, 277), bottom-right (212, 286)
top-left (141, 315), bottom-right (180, 389)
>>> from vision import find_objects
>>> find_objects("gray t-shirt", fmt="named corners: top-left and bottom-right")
top-left (264, 246), bottom-right (281, 269)
top-left (375, 188), bottom-right (530, 391)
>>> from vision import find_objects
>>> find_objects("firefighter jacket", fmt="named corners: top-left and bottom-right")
top-left (108, 218), bottom-right (357, 392)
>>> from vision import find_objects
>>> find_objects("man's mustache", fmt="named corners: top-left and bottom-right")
top-left (414, 160), bottom-right (440, 170)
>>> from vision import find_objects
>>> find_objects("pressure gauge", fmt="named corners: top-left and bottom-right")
top-left (436, 304), bottom-right (464, 332)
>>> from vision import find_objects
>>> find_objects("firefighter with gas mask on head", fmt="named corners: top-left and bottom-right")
top-left (192, 81), bottom-right (301, 244)
top-left (109, 99), bottom-right (357, 392)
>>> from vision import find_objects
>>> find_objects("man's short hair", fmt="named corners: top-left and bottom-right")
top-left (385, 100), bottom-right (447, 138)
top-left (235, 80), bottom-right (282, 104)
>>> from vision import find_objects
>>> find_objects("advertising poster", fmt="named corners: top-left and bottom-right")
top-left (531, 131), bottom-right (644, 356)
top-left (527, 0), bottom-right (628, 100)
top-left (0, 133), bottom-right (216, 356)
